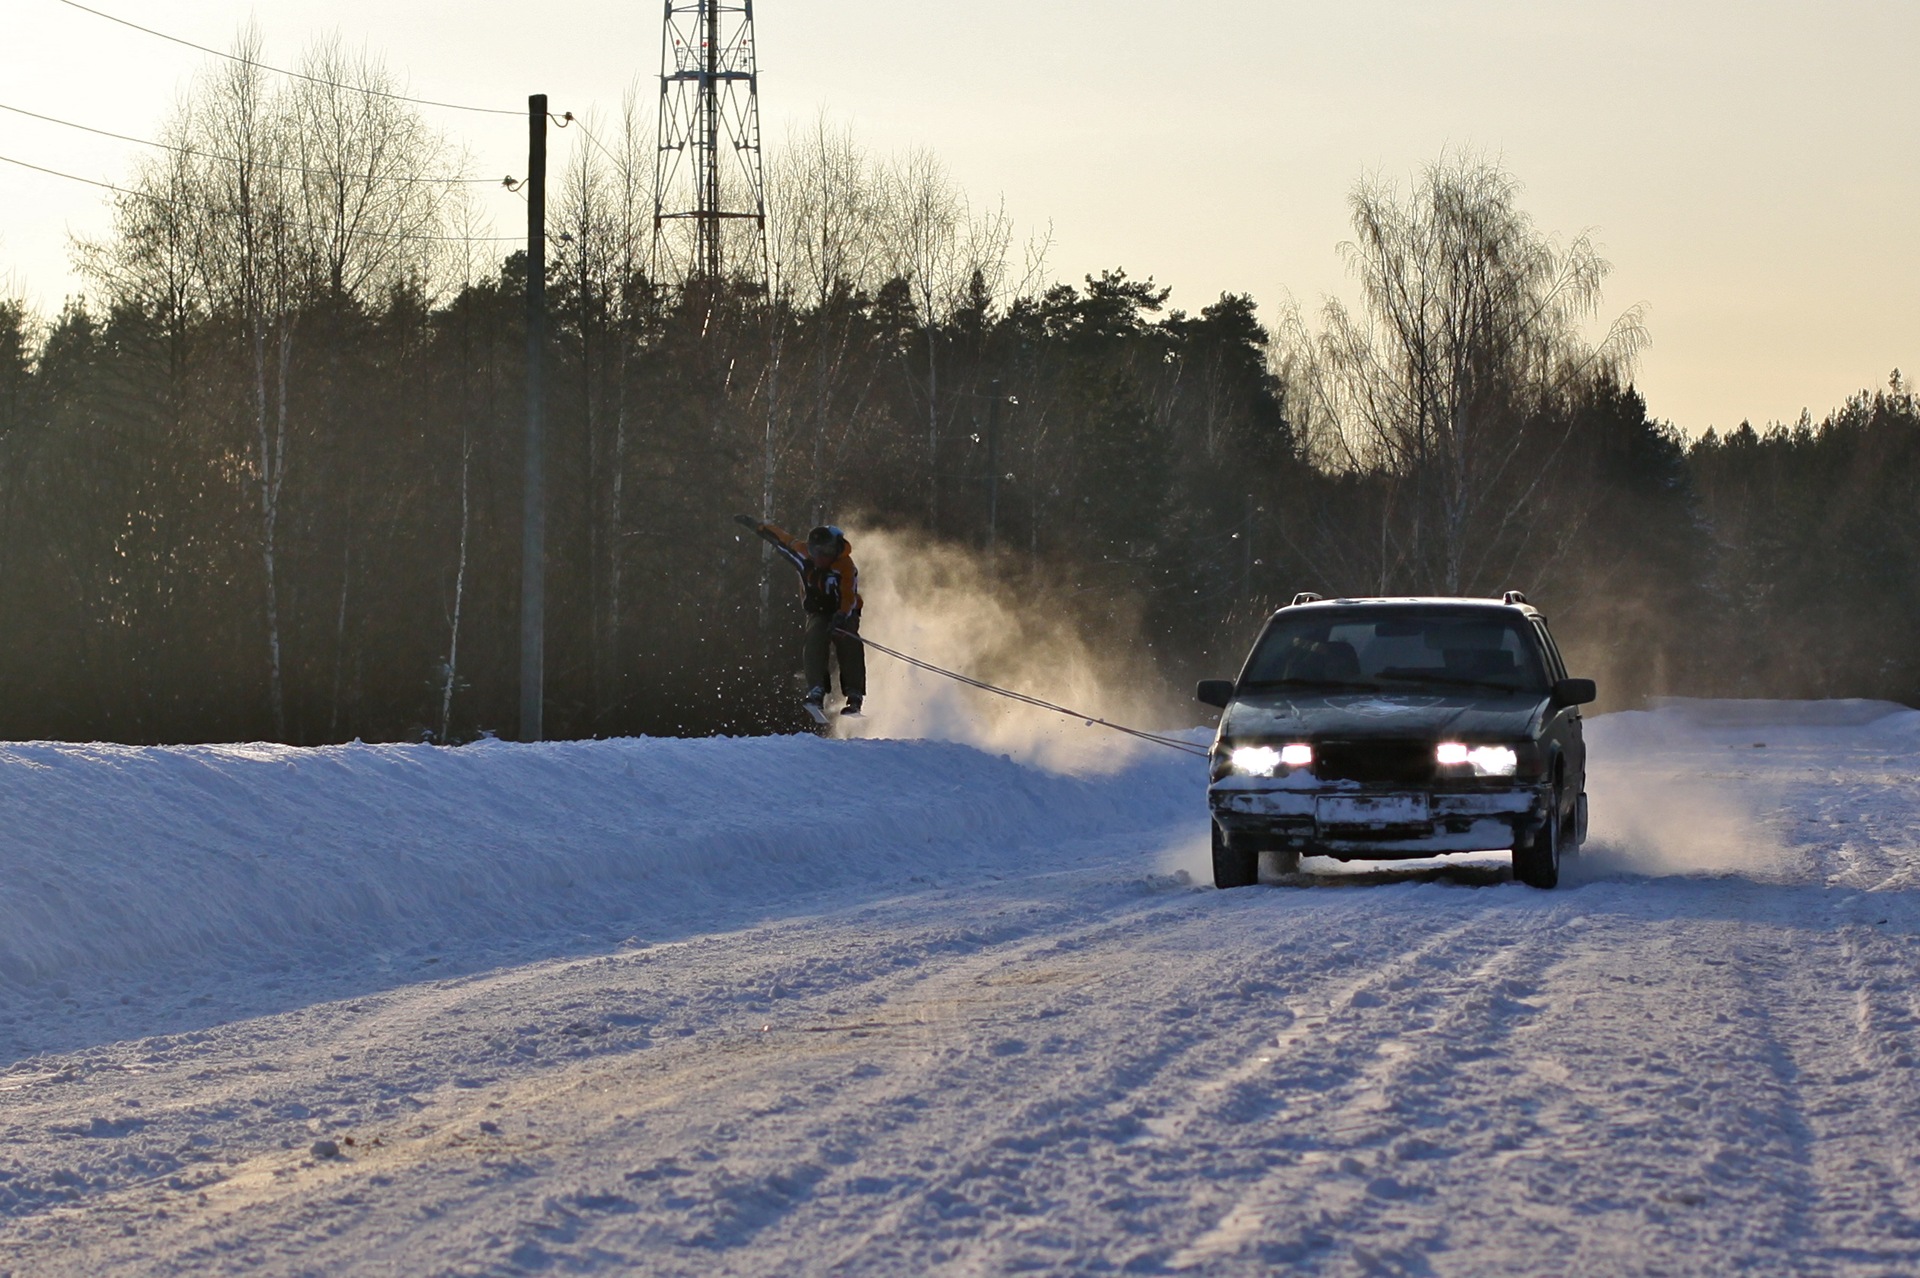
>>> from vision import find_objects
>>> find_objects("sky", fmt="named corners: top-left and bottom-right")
top-left (2, 0), bottom-right (1915, 435)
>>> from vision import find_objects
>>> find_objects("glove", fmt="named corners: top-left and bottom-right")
top-left (832, 613), bottom-right (859, 636)
top-left (732, 513), bottom-right (759, 530)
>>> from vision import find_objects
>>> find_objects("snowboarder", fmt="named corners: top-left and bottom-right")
top-left (734, 515), bottom-right (866, 721)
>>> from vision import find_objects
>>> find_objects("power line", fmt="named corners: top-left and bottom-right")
top-left (0, 150), bottom-right (124, 193)
top-left (562, 115), bottom-right (634, 176)
top-left (55, 0), bottom-right (521, 118)
top-left (0, 102), bottom-right (509, 187)
top-left (0, 151), bottom-right (522, 243)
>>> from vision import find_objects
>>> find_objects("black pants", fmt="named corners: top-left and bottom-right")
top-left (804, 612), bottom-right (865, 698)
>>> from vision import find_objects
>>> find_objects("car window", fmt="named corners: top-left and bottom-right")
top-left (1242, 609), bottom-right (1552, 693)
top-left (1531, 620), bottom-right (1568, 680)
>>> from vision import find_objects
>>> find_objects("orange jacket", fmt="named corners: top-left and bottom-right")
top-left (754, 522), bottom-right (862, 618)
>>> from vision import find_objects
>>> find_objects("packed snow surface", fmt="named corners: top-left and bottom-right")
top-left (3, 704), bottom-right (1920, 1274)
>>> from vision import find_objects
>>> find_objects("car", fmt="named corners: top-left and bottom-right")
top-left (1195, 592), bottom-right (1596, 890)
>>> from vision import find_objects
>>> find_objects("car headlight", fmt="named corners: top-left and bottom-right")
top-left (1227, 744), bottom-right (1311, 777)
top-left (1436, 742), bottom-right (1519, 777)
top-left (1229, 746), bottom-right (1282, 777)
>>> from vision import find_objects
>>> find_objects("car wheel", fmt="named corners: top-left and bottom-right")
top-left (1512, 785), bottom-right (1562, 889)
top-left (1211, 821), bottom-right (1259, 889)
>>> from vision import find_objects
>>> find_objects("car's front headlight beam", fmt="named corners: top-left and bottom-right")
top-left (1436, 742), bottom-right (1519, 777)
top-left (1223, 743), bottom-right (1312, 778)
top-left (1218, 741), bottom-right (1524, 781)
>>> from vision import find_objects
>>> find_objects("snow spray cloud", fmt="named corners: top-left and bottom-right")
top-left (1571, 710), bottom-right (1794, 881)
top-left (835, 529), bottom-right (1179, 774)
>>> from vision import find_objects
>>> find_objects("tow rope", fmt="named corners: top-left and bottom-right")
top-left (836, 630), bottom-right (1212, 758)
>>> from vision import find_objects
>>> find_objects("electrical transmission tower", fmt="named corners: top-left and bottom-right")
top-left (652, 0), bottom-right (768, 286)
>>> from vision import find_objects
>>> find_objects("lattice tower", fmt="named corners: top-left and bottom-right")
top-left (652, 0), bottom-right (768, 286)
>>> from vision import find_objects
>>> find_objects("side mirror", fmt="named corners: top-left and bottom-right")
top-left (1196, 679), bottom-right (1235, 709)
top-left (1552, 677), bottom-right (1597, 708)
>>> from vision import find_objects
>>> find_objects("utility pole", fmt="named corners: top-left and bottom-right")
top-left (986, 379), bottom-right (1001, 552)
top-left (520, 94), bottom-right (548, 742)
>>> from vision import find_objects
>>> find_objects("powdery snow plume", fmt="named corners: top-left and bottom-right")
top-left (1575, 706), bottom-right (1790, 880)
top-left (1571, 700), bottom-right (1920, 882)
top-left (834, 529), bottom-right (1183, 775)
top-left (1156, 824), bottom-right (1218, 883)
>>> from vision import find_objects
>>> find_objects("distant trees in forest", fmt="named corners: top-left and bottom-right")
top-left (1687, 379), bottom-right (1920, 702)
top-left (0, 40), bottom-right (1913, 745)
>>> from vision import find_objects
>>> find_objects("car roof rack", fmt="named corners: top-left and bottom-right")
top-left (1501, 590), bottom-right (1528, 605)
top-left (1289, 592), bottom-right (1324, 607)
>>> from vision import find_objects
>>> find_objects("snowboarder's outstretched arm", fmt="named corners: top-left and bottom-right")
top-left (733, 514), bottom-right (807, 576)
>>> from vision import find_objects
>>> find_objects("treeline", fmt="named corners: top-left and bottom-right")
top-left (1685, 385), bottom-right (1920, 702)
top-left (0, 46), bottom-right (1913, 745)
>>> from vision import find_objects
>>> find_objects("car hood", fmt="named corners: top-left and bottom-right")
top-left (1223, 688), bottom-right (1547, 742)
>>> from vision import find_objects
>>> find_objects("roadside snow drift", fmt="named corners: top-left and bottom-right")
top-left (0, 735), bottom-right (1200, 993)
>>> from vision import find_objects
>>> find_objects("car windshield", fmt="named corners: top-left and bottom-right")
top-left (1241, 608), bottom-right (1551, 694)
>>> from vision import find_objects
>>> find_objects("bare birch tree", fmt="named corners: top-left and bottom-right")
top-left (433, 187), bottom-right (498, 741)
top-left (765, 116), bottom-right (890, 523)
top-left (91, 26), bottom-right (457, 736)
top-left (198, 32), bottom-right (299, 736)
top-left (287, 39), bottom-right (455, 300)
top-left (879, 148), bottom-right (1013, 530)
top-left (1282, 155), bottom-right (1645, 594)
top-left (550, 89), bottom-right (656, 723)
top-left (770, 112), bottom-right (889, 309)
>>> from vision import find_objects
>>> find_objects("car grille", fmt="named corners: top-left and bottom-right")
top-left (1314, 739), bottom-right (1435, 786)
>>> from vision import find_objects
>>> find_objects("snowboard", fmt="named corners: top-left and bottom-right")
top-left (805, 699), bottom-right (863, 727)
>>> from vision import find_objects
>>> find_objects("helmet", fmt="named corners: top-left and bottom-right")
top-left (806, 525), bottom-right (843, 554)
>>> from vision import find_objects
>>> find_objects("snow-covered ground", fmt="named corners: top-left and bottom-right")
top-left (3, 703), bottom-right (1919, 1275)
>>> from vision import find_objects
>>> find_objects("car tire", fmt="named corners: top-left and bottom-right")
top-left (1512, 785), bottom-right (1562, 889)
top-left (1211, 821), bottom-right (1259, 889)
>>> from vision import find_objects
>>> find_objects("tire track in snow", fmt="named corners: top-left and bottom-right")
top-left (806, 893), bottom-right (1547, 1274)
top-left (1165, 900), bottom-right (1570, 1271)
top-left (2, 856), bottom-right (1237, 1271)
top-left (1137, 909), bottom-right (1505, 1148)
top-left (1776, 920), bottom-right (1920, 1267)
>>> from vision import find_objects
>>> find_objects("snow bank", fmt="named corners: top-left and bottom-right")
top-left (0, 735), bottom-right (1202, 992)
top-left (1646, 696), bottom-right (1912, 728)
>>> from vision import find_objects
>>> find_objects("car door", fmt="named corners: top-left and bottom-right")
top-left (1530, 617), bottom-right (1586, 796)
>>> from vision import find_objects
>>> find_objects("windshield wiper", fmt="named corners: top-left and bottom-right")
top-left (1241, 677), bottom-right (1383, 693)
top-left (1374, 671), bottom-right (1528, 692)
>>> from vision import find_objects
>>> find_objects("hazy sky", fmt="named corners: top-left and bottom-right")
top-left (3, 0), bottom-right (1915, 434)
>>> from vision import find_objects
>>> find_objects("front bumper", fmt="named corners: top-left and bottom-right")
top-left (1208, 780), bottom-right (1552, 859)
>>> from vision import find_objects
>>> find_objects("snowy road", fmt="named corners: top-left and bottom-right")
top-left (4, 706), bottom-right (1920, 1274)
